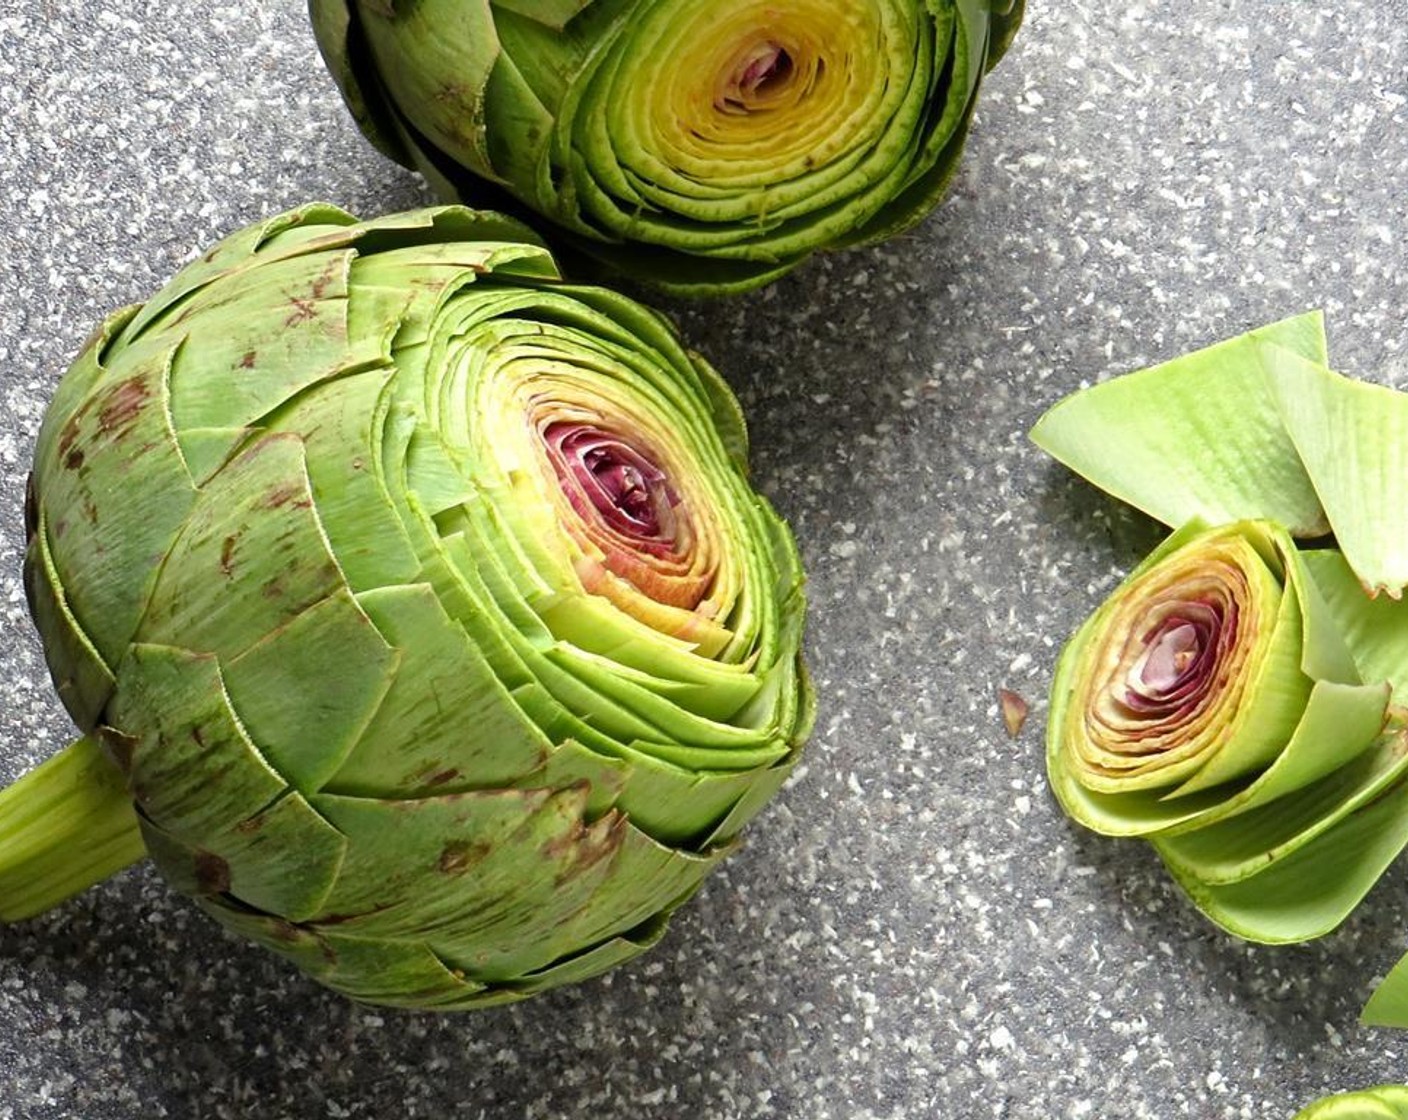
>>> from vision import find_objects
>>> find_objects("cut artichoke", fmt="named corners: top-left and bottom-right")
top-left (1033, 313), bottom-right (1408, 1024)
top-left (0, 204), bottom-right (812, 1010)
top-left (309, 0), bottom-right (1024, 293)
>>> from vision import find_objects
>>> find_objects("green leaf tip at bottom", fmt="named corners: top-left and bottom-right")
top-left (1292, 1086), bottom-right (1408, 1119)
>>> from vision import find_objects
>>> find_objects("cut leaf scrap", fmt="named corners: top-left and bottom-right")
top-left (1030, 311), bottom-right (1330, 537)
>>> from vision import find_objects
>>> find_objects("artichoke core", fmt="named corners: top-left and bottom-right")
top-left (546, 422), bottom-right (679, 547)
top-left (718, 42), bottom-right (795, 112)
top-left (1124, 605), bottom-right (1221, 713)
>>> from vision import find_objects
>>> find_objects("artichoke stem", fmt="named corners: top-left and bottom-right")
top-left (0, 735), bottom-right (146, 922)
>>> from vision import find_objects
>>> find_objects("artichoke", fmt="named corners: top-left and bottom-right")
top-left (0, 203), bottom-right (812, 1009)
top-left (1034, 312), bottom-right (1408, 1023)
top-left (1046, 516), bottom-right (1407, 942)
top-left (1293, 1087), bottom-right (1408, 1119)
top-left (309, 0), bottom-right (1024, 294)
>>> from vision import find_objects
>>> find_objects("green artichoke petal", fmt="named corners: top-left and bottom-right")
top-left (1154, 724), bottom-right (1406, 888)
top-left (32, 336), bottom-right (198, 670)
top-left (138, 789), bottom-right (347, 922)
top-left (1302, 549), bottom-right (1408, 696)
top-left (23, 518), bottom-right (114, 730)
top-left (136, 433), bottom-right (345, 660)
top-left (1157, 768), bottom-right (1408, 944)
top-left (1364, 950), bottom-right (1408, 1029)
top-left (352, 0), bottom-right (503, 179)
top-left (223, 589), bottom-right (400, 794)
top-left (106, 643), bottom-right (287, 840)
top-left (327, 582), bottom-right (553, 797)
top-left (1261, 343), bottom-right (1408, 597)
top-left (199, 896), bottom-right (499, 1009)
top-left (1029, 311), bottom-right (1331, 537)
top-left (1292, 1086), bottom-right (1408, 1119)
top-left (117, 203), bottom-right (359, 343)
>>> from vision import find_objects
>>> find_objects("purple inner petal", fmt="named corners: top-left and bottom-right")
top-left (545, 422), bottom-right (678, 547)
top-left (740, 45), bottom-right (791, 95)
top-left (718, 43), bottom-right (794, 111)
top-left (1120, 601), bottom-right (1224, 716)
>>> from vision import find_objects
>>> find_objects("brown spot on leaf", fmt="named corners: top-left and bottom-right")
top-left (426, 768), bottom-right (461, 788)
top-left (284, 296), bottom-right (319, 328)
top-left (56, 416), bottom-right (81, 459)
top-left (545, 811), bottom-right (626, 880)
top-left (234, 815), bottom-right (263, 835)
top-left (438, 840), bottom-right (489, 875)
top-left (219, 535), bottom-right (237, 577)
top-left (263, 481), bottom-right (308, 509)
top-left (98, 727), bottom-right (139, 774)
top-left (23, 474), bottom-right (36, 542)
top-left (98, 376), bottom-right (151, 436)
top-left (239, 350), bottom-right (257, 370)
top-left (63, 448), bottom-right (84, 471)
top-left (193, 850), bottom-right (231, 895)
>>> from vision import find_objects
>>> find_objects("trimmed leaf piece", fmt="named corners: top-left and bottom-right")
top-left (1261, 343), bottom-right (1408, 598)
top-left (1031, 312), bottom-right (1329, 536)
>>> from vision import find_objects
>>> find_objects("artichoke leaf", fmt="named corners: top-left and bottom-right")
top-left (34, 336), bottom-right (198, 670)
top-left (1262, 343), bottom-right (1408, 597)
top-left (1159, 765), bottom-right (1408, 944)
top-left (1030, 312), bottom-right (1330, 536)
top-left (23, 518), bottom-right (115, 730)
top-left (1302, 549), bottom-right (1408, 697)
top-left (138, 789), bottom-right (347, 923)
top-left (137, 433), bottom-right (346, 662)
top-left (223, 589), bottom-right (401, 794)
top-left (327, 582), bottom-right (552, 797)
top-left (1292, 1086), bottom-right (1408, 1119)
top-left (1363, 948), bottom-right (1408, 1029)
top-left (106, 643), bottom-right (287, 841)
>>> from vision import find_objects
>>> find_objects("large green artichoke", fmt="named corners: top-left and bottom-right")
top-left (0, 203), bottom-right (812, 1009)
top-left (309, 0), bottom-right (1024, 294)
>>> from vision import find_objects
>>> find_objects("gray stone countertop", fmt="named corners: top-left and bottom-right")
top-left (3, 1), bottom-right (1408, 1117)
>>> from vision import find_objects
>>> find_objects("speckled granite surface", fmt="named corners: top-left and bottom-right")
top-left (3, 2), bottom-right (1408, 1117)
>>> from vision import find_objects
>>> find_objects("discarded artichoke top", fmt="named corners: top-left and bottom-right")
top-left (0, 203), bottom-right (813, 1010)
top-left (1031, 311), bottom-right (1408, 1030)
top-left (310, 0), bottom-right (1024, 294)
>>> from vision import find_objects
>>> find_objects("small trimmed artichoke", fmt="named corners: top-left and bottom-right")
top-left (309, 0), bottom-right (1024, 294)
top-left (1034, 312), bottom-right (1408, 993)
top-left (0, 204), bottom-right (812, 1009)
